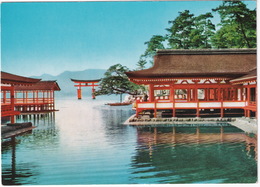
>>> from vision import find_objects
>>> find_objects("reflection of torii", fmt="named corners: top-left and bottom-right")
top-left (71, 78), bottom-right (101, 99)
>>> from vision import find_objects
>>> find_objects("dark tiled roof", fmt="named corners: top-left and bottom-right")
top-left (14, 81), bottom-right (61, 91)
top-left (1, 71), bottom-right (41, 85)
top-left (126, 49), bottom-right (256, 79)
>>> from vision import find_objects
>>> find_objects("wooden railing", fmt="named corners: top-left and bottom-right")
top-left (2, 98), bottom-right (54, 104)
top-left (135, 99), bottom-right (247, 110)
top-left (1, 104), bottom-right (20, 117)
top-left (249, 101), bottom-right (256, 106)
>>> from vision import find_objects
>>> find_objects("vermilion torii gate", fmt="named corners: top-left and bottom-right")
top-left (71, 78), bottom-right (101, 99)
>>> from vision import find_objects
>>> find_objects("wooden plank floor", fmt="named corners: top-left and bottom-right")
top-left (1, 126), bottom-right (36, 140)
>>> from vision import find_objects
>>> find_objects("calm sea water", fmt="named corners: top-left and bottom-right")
top-left (1, 96), bottom-right (257, 185)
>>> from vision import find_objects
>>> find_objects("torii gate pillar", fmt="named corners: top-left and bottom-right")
top-left (77, 87), bottom-right (82, 99)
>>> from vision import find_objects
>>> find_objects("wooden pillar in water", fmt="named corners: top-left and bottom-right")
top-left (92, 83), bottom-right (96, 99)
top-left (10, 86), bottom-right (15, 123)
top-left (153, 127), bottom-right (157, 144)
top-left (220, 126), bottom-right (224, 142)
top-left (77, 84), bottom-right (82, 100)
top-left (196, 126), bottom-right (200, 143)
top-left (52, 90), bottom-right (55, 110)
top-left (172, 126), bottom-right (176, 134)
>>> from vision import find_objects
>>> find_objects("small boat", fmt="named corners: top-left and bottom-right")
top-left (105, 102), bottom-right (132, 106)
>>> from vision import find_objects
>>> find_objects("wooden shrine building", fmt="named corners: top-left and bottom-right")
top-left (126, 49), bottom-right (257, 118)
top-left (14, 80), bottom-right (61, 113)
top-left (1, 71), bottom-right (61, 123)
top-left (1, 71), bottom-right (41, 123)
top-left (71, 78), bottom-right (100, 99)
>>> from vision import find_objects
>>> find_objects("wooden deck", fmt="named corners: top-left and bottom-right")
top-left (1, 122), bottom-right (36, 140)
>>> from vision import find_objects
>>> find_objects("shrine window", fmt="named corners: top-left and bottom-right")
top-left (175, 89), bottom-right (187, 100)
top-left (154, 89), bottom-right (170, 100)
top-left (1, 90), bottom-right (11, 104)
top-left (250, 87), bottom-right (256, 102)
top-left (197, 89), bottom-right (205, 100)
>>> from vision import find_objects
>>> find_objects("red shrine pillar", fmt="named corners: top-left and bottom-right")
top-left (149, 84), bottom-right (155, 102)
top-left (10, 86), bottom-right (15, 123)
top-left (92, 84), bottom-right (96, 99)
top-left (195, 88), bottom-right (200, 117)
top-left (3, 90), bottom-right (6, 103)
top-left (170, 86), bottom-right (175, 117)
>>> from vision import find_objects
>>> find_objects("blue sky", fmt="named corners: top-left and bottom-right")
top-left (1, 1), bottom-right (256, 77)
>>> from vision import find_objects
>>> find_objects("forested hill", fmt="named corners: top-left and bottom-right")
top-left (31, 69), bottom-right (106, 97)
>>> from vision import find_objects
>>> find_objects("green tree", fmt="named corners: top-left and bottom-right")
top-left (166, 11), bottom-right (215, 49)
top-left (143, 35), bottom-right (165, 58)
top-left (139, 35), bottom-right (165, 67)
top-left (138, 11), bottom-right (216, 67)
top-left (211, 23), bottom-right (243, 48)
top-left (212, 1), bottom-right (256, 48)
top-left (94, 64), bottom-right (145, 97)
top-left (166, 10), bottom-right (195, 49)
top-left (190, 12), bottom-right (215, 48)
top-left (136, 55), bottom-right (147, 70)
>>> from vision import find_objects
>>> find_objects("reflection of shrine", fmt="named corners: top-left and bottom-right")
top-left (136, 126), bottom-right (257, 158)
top-left (138, 126), bottom-right (249, 143)
top-left (131, 126), bottom-right (257, 183)
top-left (16, 111), bottom-right (56, 126)
top-left (1, 113), bottom-right (56, 185)
top-left (2, 137), bottom-right (35, 185)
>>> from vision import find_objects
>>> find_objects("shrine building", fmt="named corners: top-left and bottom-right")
top-left (14, 80), bottom-right (61, 113)
top-left (125, 49), bottom-right (256, 118)
top-left (1, 71), bottom-right (61, 123)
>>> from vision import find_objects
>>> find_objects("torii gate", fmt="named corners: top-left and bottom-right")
top-left (71, 78), bottom-right (101, 99)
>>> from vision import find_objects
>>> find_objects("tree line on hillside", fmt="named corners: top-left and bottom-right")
top-left (95, 1), bottom-right (256, 99)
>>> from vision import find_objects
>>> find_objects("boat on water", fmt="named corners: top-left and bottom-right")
top-left (105, 102), bottom-right (132, 106)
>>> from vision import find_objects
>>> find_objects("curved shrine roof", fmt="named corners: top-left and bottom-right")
top-left (126, 49), bottom-right (256, 79)
top-left (14, 81), bottom-right (61, 91)
top-left (230, 68), bottom-right (257, 84)
top-left (1, 71), bottom-right (41, 85)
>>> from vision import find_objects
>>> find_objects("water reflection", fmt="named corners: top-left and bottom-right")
top-left (130, 126), bottom-right (257, 184)
top-left (100, 106), bottom-right (135, 143)
top-left (2, 112), bottom-right (56, 185)
top-left (2, 137), bottom-right (41, 185)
